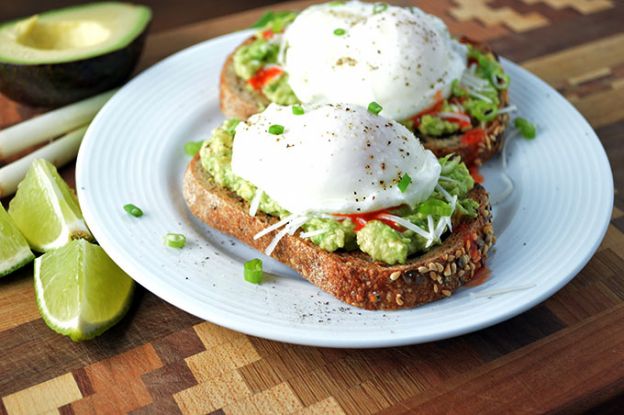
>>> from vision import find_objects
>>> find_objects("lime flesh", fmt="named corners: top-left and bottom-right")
top-left (0, 204), bottom-right (34, 276)
top-left (9, 159), bottom-right (92, 252)
top-left (34, 239), bottom-right (134, 341)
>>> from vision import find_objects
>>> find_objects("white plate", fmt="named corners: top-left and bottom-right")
top-left (76, 30), bottom-right (613, 348)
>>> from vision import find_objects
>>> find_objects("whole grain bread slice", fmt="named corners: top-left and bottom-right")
top-left (183, 155), bottom-right (495, 310)
top-left (219, 37), bottom-right (509, 166)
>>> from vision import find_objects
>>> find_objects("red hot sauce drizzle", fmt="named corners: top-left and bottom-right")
top-left (334, 208), bottom-right (403, 232)
top-left (248, 66), bottom-right (283, 91)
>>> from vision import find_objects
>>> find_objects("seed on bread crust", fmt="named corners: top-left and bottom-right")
top-left (396, 294), bottom-right (404, 306)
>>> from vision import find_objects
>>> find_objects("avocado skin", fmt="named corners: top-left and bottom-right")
top-left (0, 29), bottom-right (148, 107)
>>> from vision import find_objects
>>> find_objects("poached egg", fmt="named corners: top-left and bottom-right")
top-left (280, 1), bottom-right (467, 120)
top-left (231, 103), bottom-right (440, 215)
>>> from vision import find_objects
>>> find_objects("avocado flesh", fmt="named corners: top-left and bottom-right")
top-left (0, 2), bottom-right (151, 106)
top-left (0, 2), bottom-right (151, 65)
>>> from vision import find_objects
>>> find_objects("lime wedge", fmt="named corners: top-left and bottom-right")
top-left (34, 239), bottom-right (134, 341)
top-left (8, 159), bottom-right (92, 252)
top-left (0, 204), bottom-right (34, 277)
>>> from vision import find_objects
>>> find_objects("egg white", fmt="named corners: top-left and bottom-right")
top-left (231, 104), bottom-right (441, 215)
top-left (281, 1), bottom-right (467, 120)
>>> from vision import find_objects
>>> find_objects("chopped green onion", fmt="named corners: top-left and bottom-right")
top-left (397, 173), bottom-right (412, 193)
top-left (465, 100), bottom-right (498, 122)
top-left (468, 47), bottom-right (500, 79)
top-left (491, 70), bottom-right (510, 90)
top-left (451, 79), bottom-right (467, 97)
top-left (514, 117), bottom-right (536, 139)
top-left (417, 199), bottom-right (453, 217)
top-left (292, 105), bottom-right (304, 115)
top-left (165, 233), bottom-right (186, 249)
top-left (184, 141), bottom-right (203, 157)
top-left (123, 203), bottom-right (143, 218)
top-left (334, 28), bottom-right (346, 36)
top-left (373, 3), bottom-right (388, 14)
top-left (268, 124), bottom-right (284, 135)
top-left (244, 258), bottom-right (264, 284)
top-left (367, 101), bottom-right (383, 115)
top-left (329, 0), bottom-right (345, 5)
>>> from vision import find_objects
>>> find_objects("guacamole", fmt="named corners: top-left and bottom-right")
top-left (232, 12), bottom-right (301, 106)
top-left (262, 74), bottom-right (299, 105)
top-left (199, 120), bottom-right (478, 265)
top-left (418, 114), bottom-right (460, 136)
top-left (233, 38), bottom-right (279, 80)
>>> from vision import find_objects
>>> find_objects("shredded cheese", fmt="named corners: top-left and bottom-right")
top-left (299, 228), bottom-right (328, 238)
top-left (501, 130), bottom-right (519, 170)
top-left (436, 184), bottom-right (453, 204)
top-left (263, 215), bottom-right (308, 255)
top-left (467, 90), bottom-right (493, 103)
top-left (287, 216), bottom-right (308, 235)
top-left (377, 213), bottom-right (430, 240)
top-left (253, 213), bottom-right (298, 240)
top-left (433, 217), bottom-right (448, 240)
top-left (497, 105), bottom-right (518, 115)
top-left (264, 226), bottom-right (290, 256)
top-left (425, 215), bottom-right (435, 247)
top-left (462, 71), bottom-right (489, 85)
top-left (439, 175), bottom-right (459, 184)
top-left (490, 173), bottom-right (514, 205)
top-left (437, 112), bottom-right (471, 124)
top-left (249, 189), bottom-right (264, 217)
top-left (470, 284), bottom-right (536, 299)
top-left (491, 129), bottom-right (519, 206)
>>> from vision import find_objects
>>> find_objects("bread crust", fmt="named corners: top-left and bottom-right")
top-left (219, 37), bottom-right (509, 166)
top-left (183, 155), bottom-right (495, 310)
top-left (219, 39), bottom-right (269, 119)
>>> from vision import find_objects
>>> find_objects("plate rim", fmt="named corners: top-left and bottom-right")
top-left (76, 30), bottom-right (614, 348)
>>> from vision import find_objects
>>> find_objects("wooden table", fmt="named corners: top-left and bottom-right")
top-left (1, 1), bottom-right (623, 414)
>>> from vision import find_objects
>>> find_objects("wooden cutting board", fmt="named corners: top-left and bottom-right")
top-left (1, 1), bottom-right (623, 414)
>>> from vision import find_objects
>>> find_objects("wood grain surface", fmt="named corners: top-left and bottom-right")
top-left (1, 1), bottom-right (623, 414)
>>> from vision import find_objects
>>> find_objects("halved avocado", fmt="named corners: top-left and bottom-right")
top-left (0, 2), bottom-right (151, 107)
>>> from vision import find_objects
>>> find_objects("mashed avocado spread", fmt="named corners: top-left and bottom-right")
top-left (199, 120), bottom-right (478, 265)
top-left (233, 35), bottom-right (299, 106)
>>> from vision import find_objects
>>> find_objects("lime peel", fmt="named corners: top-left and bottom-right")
top-left (0, 204), bottom-right (34, 277)
top-left (34, 239), bottom-right (134, 341)
top-left (9, 159), bottom-right (92, 252)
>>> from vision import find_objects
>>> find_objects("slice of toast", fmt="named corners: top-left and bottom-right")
top-left (183, 155), bottom-right (495, 310)
top-left (219, 38), bottom-right (269, 120)
top-left (219, 38), bottom-right (509, 166)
